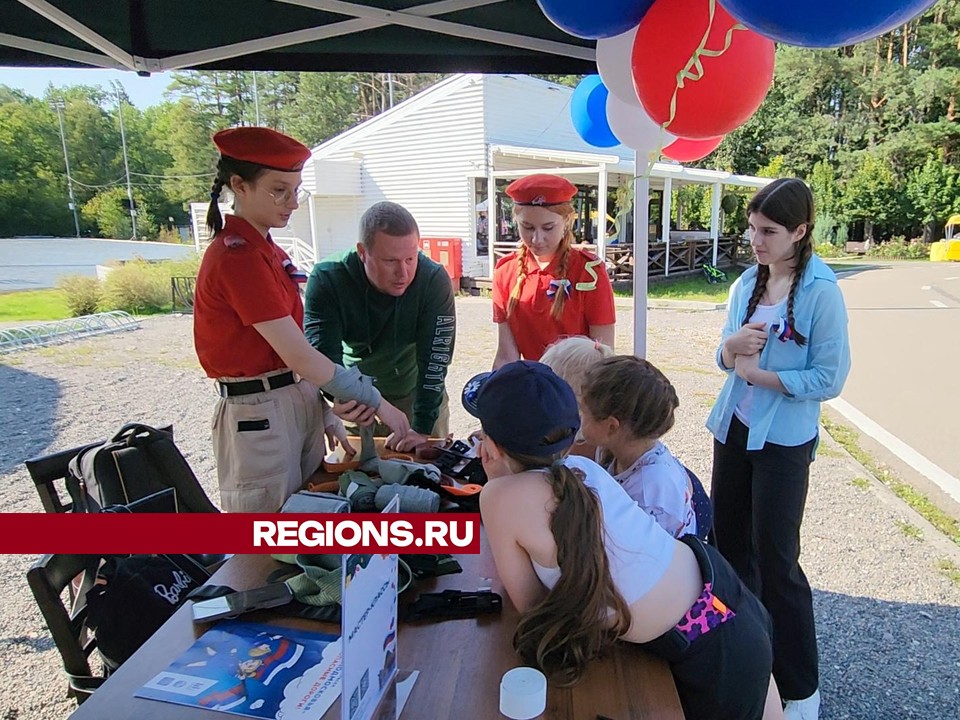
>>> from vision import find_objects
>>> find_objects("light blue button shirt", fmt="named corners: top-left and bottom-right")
top-left (705, 255), bottom-right (852, 450)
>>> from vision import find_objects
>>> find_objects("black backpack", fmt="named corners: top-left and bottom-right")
top-left (66, 423), bottom-right (219, 513)
top-left (84, 553), bottom-right (210, 668)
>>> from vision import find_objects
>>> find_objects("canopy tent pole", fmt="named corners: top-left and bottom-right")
top-left (596, 163), bottom-right (608, 257)
top-left (632, 152), bottom-right (650, 358)
top-left (486, 145), bottom-right (497, 279)
top-left (710, 181), bottom-right (722, 265)
top-left (662, 177), bottom-right (672, 277)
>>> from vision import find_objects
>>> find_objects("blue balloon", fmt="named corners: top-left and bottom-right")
top-left (720, 0), bottom-right (939, 48)
top-left (537, 0), bottom-right (655, 40)
top-left (571, 75), bottom-right (620, 148)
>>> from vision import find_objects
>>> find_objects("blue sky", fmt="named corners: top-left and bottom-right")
top-left (0, 67), bottom-right (172, 108)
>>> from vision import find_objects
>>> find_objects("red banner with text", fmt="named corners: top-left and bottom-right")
top-left (0, 513), bottom-right (481, 554)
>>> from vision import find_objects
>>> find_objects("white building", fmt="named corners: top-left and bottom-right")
top-left (207, 73), bottom-right (767, 278)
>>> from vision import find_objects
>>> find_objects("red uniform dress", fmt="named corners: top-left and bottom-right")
top-left (492, 247), bottom-right (615, 361)
top-left (194, 215), bottom-right (327, 512)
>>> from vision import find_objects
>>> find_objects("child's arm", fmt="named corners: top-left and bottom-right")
top-left (480, 477), bottom-right (548, 613)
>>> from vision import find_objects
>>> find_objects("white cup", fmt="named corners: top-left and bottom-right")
top-left (499, 666), bottom-right (547, 719)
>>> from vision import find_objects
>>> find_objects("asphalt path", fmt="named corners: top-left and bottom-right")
top-left (833, 260), bottom-right (960, 509)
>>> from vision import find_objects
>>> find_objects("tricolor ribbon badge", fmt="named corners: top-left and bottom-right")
top-left (546, 278), bottom-right (571, 298)
top-left (772, 316), bottom-right (794, 343)
top-left (282, 258), bottom-right (308, 283)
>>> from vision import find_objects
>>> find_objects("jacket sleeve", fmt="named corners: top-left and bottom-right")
top-left (303, 267), bottom-right (345, 366)
top-left (715, 277), bottom-right (743, 373)
top-left (413, 268), bottom-right (457, 434)
top-left (777, 284), bottom-right (851, 402)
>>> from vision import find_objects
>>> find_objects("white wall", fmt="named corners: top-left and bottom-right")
top-left (483, 75), bottom-right (634, 162)
top-left (307, 75), bottom-right (487, 271)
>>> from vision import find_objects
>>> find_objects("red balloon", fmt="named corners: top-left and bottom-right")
top-left (662, 135), bottom-right (724, 162)
top-left (631, 0), bottom-right (774, 139)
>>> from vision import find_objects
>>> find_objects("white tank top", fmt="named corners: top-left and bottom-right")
top-left (529, 455), bottom-right (675, 604)
top-left (734, 300), bottom-right (785, 426)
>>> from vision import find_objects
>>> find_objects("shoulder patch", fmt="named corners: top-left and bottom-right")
top-left (222, 233), bottom-right (247, 249)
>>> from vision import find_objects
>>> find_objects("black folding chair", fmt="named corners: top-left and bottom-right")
top-left (27, 553), bottom-right (114, 704)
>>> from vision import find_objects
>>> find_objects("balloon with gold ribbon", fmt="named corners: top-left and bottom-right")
top-left (631, 0), bottom-right (774, 139)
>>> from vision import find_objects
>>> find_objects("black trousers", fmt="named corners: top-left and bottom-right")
top-left (711, 415), bottom-right (819, 701)
top-left (642, 536), bottom-right (773, 720)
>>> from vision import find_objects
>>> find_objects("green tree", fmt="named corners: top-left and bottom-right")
top-left (81, 187), bottom-right (157, 239)
top-left (0, 92), bottom-right (70, 235)
top-left (906, 152), bottom-right (960, 240)
top-left (841, 153), bottom-right (904, 240)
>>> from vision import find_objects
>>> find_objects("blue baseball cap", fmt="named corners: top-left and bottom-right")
top-left (462, 361), bottom-right (580, 457)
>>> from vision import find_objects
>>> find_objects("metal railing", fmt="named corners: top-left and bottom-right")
top-left (275, 235), bottom-right (316, 269)
top-left (171, 276), bottom-right (197, 313)
top-left (0, 311), bottom-right (141, 354)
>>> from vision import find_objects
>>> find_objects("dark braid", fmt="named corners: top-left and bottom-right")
top-left (204, 156), bottom-right (269, 238)
top-left (742, 264), bottom-right (769, 327)
top-left (205, 176), bottom-right (226, 237)
top-left (785, 241), bottom-right (812, 346)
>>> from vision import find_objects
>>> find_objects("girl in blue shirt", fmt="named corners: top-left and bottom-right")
top-left (706, 178), bottom-right (851, 720)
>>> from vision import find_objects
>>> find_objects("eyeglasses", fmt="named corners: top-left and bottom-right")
top-left (266, 187), bottom-right (310, 206)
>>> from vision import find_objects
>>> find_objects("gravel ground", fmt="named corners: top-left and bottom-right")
top-left (1, 297), bottom-right (958, 719)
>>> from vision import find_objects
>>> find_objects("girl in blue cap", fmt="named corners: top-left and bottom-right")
top-left (464, 361), bottom-right (783, 720)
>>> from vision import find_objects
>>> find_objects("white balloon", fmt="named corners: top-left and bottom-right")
top-left (606, 91), bottom-right (676, 152)
top-left (597, 27), bottom-right (641, 106)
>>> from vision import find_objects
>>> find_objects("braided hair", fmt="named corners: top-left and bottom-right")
top-left (743, 178), bottom-right (815, 347)
top-left (204, 156), bottom-right (269, 238)
top-left (506, 202), bottom-right (576, 320)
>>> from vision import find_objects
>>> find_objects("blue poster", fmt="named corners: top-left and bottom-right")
top-left (137, 620), bottom-right (341, 719)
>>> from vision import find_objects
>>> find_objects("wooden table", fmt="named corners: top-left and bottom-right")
top-left (69, 532), bottom-right (681, 720)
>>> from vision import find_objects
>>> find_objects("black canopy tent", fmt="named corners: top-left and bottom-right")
top-left (1, 0), bottom-right (654, 355)
top-left (0, 0), bottom-right (595, 73)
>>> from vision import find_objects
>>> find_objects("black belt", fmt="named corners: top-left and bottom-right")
top-left (219, 371), bottom-right (296, 397)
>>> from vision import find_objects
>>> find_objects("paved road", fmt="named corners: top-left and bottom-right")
top-left (835, 261), bottom-right (960, 497)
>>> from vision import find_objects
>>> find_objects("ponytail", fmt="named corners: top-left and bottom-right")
top-left (205, 177), bottom-right (225, 237)
top-left (508, 450), bottom-right (630, 686)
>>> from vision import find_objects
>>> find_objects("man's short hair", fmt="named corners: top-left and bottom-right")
top-left (360, 202), bottom-right (420, 249)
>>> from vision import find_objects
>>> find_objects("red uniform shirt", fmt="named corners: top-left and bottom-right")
top-left (492, 247), bottom-right (615, 361)
top-left (193, 215), bottom-right (303, 378)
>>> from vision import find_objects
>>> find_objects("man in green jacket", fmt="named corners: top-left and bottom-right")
top-left (304, 201), bottom-right (456, 450)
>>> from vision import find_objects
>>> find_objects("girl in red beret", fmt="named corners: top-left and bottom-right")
top-left (193, 126), bottom-right (410, 512)
top-left (492, 173), bottom-right (615, 367)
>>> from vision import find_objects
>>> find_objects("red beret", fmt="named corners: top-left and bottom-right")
top-left (505, 174), bottom-right (578, 206)
top-left (213, 127), bottom-right (311, 172)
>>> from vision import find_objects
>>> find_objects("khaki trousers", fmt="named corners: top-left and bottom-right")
top-left (212, 370), bottom-right (328, 512)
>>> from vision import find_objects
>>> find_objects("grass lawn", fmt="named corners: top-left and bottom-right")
top-left (615, 268), bottom-right (742, 304)
top-left (0, 289), bottom-right (71, 322)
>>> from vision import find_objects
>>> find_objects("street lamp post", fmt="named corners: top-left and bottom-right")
top-left (50, 99), bottom-right (81, 239)
top-left (112, 82), bottom-right (137, 239)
